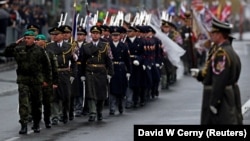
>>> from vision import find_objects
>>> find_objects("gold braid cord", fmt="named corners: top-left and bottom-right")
top-left (98, 43), bottom-right (108, 61)
top-left (62, 41), bottom-right (75, 64)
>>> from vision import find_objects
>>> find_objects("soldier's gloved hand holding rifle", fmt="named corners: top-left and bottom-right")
top-left (80, 76), bottom-right (86, 81)
top-left (126, 73), bottom-right (130, 81)
top-left (107, 75), bottom-right (111, 83)
top-left (70, 76), bottom-right (74, 84)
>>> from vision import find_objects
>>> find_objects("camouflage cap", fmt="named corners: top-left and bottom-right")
top-left (35, 34), bottom-right (47, 40)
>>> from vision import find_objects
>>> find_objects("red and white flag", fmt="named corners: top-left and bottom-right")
top-left (220, 2), bottom-right (232, 22)
top-left (191, 0), bottom-right (204, 12)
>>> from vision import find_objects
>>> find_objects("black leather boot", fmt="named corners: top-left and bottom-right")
top-left (19, 123), bottom-right (27, 134)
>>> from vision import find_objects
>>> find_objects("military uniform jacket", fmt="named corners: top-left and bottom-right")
top-left (109, 41), bottom-right (131, 96)
top-left (44, 45), bottom-right (59, 85)
top-left (125, 37), bottom-right (145, 88)
top-left (198, 41), bottom-right (242, 124)
top-left (4, 43), bottom-right (51, 85)
top-left (80, 41), bottom-right (114, 100)
top-left (46, 42), bottom-right (76, 78)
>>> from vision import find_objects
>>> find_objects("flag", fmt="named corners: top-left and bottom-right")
top-left (220, 3), bottom-right (231, 22)
top-left (179, 1), bottom-right (187, 18)
top-left (167, 1), bottom-right (176, 16)
top-left (191, 0), bottom-right (204, 12)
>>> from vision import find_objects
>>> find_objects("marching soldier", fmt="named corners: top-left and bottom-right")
top-left (109, 26), bottom-right (131, 115)
top-left (145, 26), bottom-right (162, 99)
top-left (35, 34), bottom-right (58, 128)
top-left (191, 18), bottom-right (243, 124)
top-left (72, 26), bottom-right (88, 117)
top-left (46, 26), bottom-right (77, 125)
top-left (4, 30), bottom-right (52, 134)
top-left (124, 26), bottom-right (145, 108)
top-left (80, 26), bottom-right (114, 122)
top-left (161, 15), bottom-right (183, 88)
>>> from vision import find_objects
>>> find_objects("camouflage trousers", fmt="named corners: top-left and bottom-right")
top-left (18, 83), bottom-right (42, 124)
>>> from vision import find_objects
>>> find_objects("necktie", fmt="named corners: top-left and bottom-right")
top-left (57, 43), bottom-right (61, 48)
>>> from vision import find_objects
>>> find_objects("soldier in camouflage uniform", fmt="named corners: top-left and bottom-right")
top-left (4, 30), bottom-right (52, 134)
top-left (35, 34), bottom-right (58, 128)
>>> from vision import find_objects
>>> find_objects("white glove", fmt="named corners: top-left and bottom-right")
top-left (185, 33), bottom-right (189, 38)
top-left (70, 76), bottom-right (74, 84)
top-left (73, 53), bottom-right (78, 61)
top-left (80, 76), bottom-right (86, 81)
top-left (147, 66), bottom-right (151, 70)
top-left (190, 68), bottom-right (199, 77)
top-left (133, 60), bottom-right (140, 66)
top-left (210, 105), bottom-right (218, 114)
top-left (142, 65), bottom-right (146, 70)
top-left (155, 63), bottom-right (160, 67)
top-left (126, 73), bottom-right (131, 81)
top-left (107, 75), bottom-right (112, 83)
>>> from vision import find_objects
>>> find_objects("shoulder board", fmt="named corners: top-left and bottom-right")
top-left (215, 47), bottom-right (226, 56)
top-left (84, 42), bottom-right (91, 46)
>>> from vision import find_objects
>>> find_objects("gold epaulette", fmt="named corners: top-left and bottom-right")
top-left (214, 47), bottom-right (231, 67)
top-left (84, 42), bottom-right (91, 45)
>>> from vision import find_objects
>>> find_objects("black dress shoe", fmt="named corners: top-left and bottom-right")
top-left (45, 123), bottom-right (51, 129)
top-left (140, 102), bottom-right (145, 107)
top-left (109, 111), bottom-right (115, 115)
top-left (97, 113), bottom-right (103, 121)
top-left (51, 118), bottom-right (58, 125)
top-left (75, 112), bottom-right (82, 117)
top-left (32, 125), bottom-right (40, 133)
top-left (63, 118), bottom-right (68, 124)
top-left (88, 116), bottom-right (96, 122)
top-left (119, 109), bottom-right (123, 114)
top-left (69, 116), bottom-right (74, 121)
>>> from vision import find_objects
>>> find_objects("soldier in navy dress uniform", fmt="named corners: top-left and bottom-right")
top-left (108, 26), bottom-right (131, 115)
top-left (124, 26), bottom-right (145, 108)
top-left (144, 26), bottom-right (162, 99)
top-left (80, 26), bottom-right (114, 122)
top-left (191, 18), bottom-right (243, 124)
top-left (46, 26), bottom-right (77, 125)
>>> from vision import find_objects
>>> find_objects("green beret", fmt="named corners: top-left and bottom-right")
top-left (24, 30), bottom-right (36, 36)
top-left (35, 34), bottom-right (47, 40)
